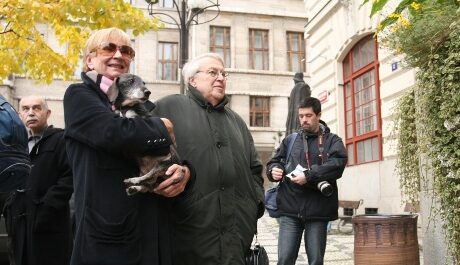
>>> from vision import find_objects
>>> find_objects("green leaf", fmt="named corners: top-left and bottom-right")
top-left (379, 16), bottom-right (398, 29)
top-left (369, 0), bottom-right (391, 17)
top-left (393, 0), bottom-right (415, 14)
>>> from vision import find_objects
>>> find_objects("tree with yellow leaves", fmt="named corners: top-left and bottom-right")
top-left (363, 0), bottom-right (459, 32)
top-left (0, 0), bottom-right (160, 83)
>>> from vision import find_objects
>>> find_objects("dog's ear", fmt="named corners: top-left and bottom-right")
top-left (107, 77), bottom-right (119, 103)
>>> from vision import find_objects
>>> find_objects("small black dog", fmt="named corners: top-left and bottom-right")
top-left (109, 73), bottom-right (180, 195)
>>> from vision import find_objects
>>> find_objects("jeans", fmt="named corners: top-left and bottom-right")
top-left (277, 216), bottom-right (328, 265)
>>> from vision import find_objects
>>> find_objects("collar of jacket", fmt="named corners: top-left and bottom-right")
top-left (187, 84), bottom-right (229, 111)
top-left (30, 125), bottom-right (64, 155)
top-left (41, 126), bottom-right (63, 139)
top-left (80, 72), bottom-right (113, 109)
top-left (300, 121), bottom-right (330, 138)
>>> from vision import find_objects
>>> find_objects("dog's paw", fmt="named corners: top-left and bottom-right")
top-left (114, 109), bottom-right (122, 116)
top-left (124, 176), bottom-right (142, 185)
top-left (125, 110), bottom-right (138, 118)
top-left (126, 185), bottom-right (150, 196)
top-left (126, 186), bottom-right (138, 196)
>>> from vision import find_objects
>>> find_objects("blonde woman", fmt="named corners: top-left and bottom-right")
top-left (64, 28), bottom-right (193, 265)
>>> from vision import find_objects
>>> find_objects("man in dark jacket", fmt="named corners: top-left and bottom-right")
top-left (151, 53), bottom-right (265, 265)
top-left (267, 97), bottom-right (347, 265)
top-left (17, 96), bottom-right (73, 265)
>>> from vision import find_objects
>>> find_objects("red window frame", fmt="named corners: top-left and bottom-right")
top-left (343, 35), bottom-right (382, 165)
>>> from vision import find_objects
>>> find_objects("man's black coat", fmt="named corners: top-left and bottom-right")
top-left (24, 126), bottom-right (73, 265)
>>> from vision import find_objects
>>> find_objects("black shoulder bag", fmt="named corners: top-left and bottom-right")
top-left (264, 132), bottom-right (298, 218)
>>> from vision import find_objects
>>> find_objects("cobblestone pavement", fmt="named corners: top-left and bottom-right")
top-left (254, 212), bottom-right (424, 265)
top-left (255, 213), bottom-right (354, 265)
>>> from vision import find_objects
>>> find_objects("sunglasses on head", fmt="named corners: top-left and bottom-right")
top-left (91, 42), bottom-right (135, 59)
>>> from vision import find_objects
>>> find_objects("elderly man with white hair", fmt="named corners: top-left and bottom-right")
top-left (151, 53), bottom-right (265, 265)
top-left (17, 95), bottom-right (73, 265)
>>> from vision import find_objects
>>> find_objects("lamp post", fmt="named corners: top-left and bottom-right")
top-left (145, 0), bottom-right (221, 94)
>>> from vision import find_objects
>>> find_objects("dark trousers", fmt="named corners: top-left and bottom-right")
top-left (277, 216), bottom-right (328, 265)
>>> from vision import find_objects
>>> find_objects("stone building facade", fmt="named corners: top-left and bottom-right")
top-left (1, 0), bottom-right (308, 188)
top-left (1, 0), bottom-right (449, 263)
top-left (302, 0), bottom-right (415, 216)
top-left (303, 1), bottom-right (448, 263)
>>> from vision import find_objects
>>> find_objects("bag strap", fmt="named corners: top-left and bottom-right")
top-left (301, 129), bottom-right (325, 168)
top-left (285, 132), bottom-right (298, 164)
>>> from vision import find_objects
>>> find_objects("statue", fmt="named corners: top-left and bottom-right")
top-left (285, 72), bottom-right (311, 135)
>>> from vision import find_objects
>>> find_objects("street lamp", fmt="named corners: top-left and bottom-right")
top-left (145, 0), bottom-right (221, 94)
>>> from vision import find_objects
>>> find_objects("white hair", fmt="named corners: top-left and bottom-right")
top-left (19, 96), bottom-right (49, 111)
top-left (182, 53), bottom-right (225, 85)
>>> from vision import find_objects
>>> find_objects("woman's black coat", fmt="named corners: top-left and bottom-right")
top-left (64, 72), bottom-right (174, 265)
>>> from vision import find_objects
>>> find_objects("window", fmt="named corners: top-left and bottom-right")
top-left (250, 96), bottom-right (270, 127)
top-left (158, 42), bottom-right (178, 81)
top-left (343, 35), bottom-right (381, 165)
top-left (210, 26), bottom-right (231, 68)
top-left (287, 32), bottom-right (305, 72)
top-left (343, 208), bottom-right (354, 216)
top-left (159, 0), bottom-right (174, 8)
top-left (365, 208), bottom-right (378, 214)
top-left (249, 29), bottom-right (269, 70)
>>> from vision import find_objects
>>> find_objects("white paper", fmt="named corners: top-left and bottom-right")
top-left (286, 164), bottom-right (307, 179)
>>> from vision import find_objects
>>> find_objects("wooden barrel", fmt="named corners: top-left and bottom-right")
top-left (353, 214), bottom-right (420, 265)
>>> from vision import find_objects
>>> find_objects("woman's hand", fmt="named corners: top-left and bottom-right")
top-left (153, 164), bottom-right (190, 197)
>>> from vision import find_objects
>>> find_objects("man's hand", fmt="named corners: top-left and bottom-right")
top-left (290, 171), bottom-right (308, 186)
top-left (153, 164), bottom-right (190, 197)
top-left (160, 118), bottom-right (173, 132)
top-left (270, 167), bottom-right (284, 181)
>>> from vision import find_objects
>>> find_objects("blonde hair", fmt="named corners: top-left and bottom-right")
top-left (82, 27), bottom-right (132, 72)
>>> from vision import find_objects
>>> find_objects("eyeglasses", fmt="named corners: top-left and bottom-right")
top-left (91, 42), bottom-right (135, 60)
top-left (196, 69), bottom-right (229, 79)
